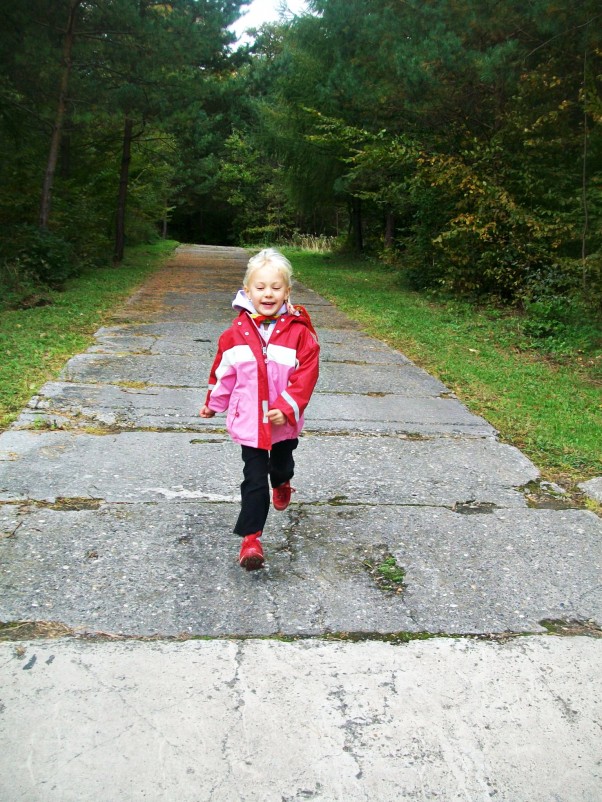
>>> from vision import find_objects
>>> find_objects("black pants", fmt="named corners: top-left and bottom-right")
top-left (234, 438), bottom-right (298, 537)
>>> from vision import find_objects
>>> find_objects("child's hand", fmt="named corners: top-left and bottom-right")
top-left (267, 408), bottom-right (286, 426)
top-left (199, 405), bottom-right (215, 418)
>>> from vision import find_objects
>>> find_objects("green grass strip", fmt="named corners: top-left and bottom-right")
top-left (287, 249), bottom-right (602, 486)
top-left (0, 240), bottom-right (177, 430)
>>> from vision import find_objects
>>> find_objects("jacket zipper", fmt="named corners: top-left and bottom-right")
top-left (250, 314), bottom-right (275, 363)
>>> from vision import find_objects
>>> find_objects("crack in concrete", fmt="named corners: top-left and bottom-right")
top-left (1, 519), bottom-right (23, 538)
top-left (220, 641), bottom-right (257, 787)
top-left (281, 782), bottom-right (325, 800)
top-left (61, 652), bottom-right (205, 773)
top-left (3, 619), bottom-right (600, 643)
top-left (299, 500), bottom-right (513, 514)
top-left (270, 509), bottom-right (310, 583)
top-left (261, 571), bottom-right (284, 633)
top-left (327, 685), bottom-right (369, 791)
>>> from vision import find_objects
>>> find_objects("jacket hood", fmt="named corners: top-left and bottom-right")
top-left (232, 289), bottom-right (287, 317)
top-left (232, 289), bottom-right (318, 341)
top-left (232, 289), bottom-right (255, 314)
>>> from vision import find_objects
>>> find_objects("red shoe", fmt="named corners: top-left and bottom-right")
top-left (272, 481), bottom-right (295, 511)
top-left (239, 532), bottom-right (264, 571)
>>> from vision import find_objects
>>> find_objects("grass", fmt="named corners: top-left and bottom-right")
top-left (0, 240), bottom-right (177, 430)
top-left (286, 249), bottom-right (602, 487)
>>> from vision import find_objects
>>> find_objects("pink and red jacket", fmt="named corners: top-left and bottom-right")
top-left (204, 299), bottom-right (320, 450)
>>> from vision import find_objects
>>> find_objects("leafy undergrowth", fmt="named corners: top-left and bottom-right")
top-left (287, 249), bottom-right (601, 487)
top-left (0, 240), bottom-right (177, 430)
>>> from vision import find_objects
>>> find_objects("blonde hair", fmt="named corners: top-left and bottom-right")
top-left (244, 248), bottom-right (293, 289)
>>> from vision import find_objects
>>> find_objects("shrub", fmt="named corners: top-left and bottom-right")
top-left (0, 224), bottom-right (77, 288)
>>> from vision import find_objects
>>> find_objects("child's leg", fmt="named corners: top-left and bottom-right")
top-left (234, 446), bottom-right (270, 536)
top-left (269, 438), bottom-right (299, 488)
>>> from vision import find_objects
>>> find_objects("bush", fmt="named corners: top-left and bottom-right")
top-left (0, 257), bottom-right (46, 310)
top-left (522, 297), bottom-right (576, 339)
top-left (241, 224), bottom-right (282, 245)
top-left (0, 224), bottom-right (77, 288)
top-left (517, 257), bottom-right (601, 352)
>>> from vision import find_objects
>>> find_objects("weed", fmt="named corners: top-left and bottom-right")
top-left (539, 619), bottom-right (602, 638)
top-left (377, 556), bottom-right (406, 585)
top-left (363, 546), bottom-right (406, 592)
top-left (115, 381), bottom-right (150, 390)
top-left (286, 235), bottom-right (339, 253)
top-left (0, 621), bottom-right (74, 641)
top-left (584, 498), bottom-right (602, 516)
top-left (47, 497), bottom-right (103, 511)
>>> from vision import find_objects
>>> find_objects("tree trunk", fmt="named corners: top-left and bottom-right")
top-left (39, 0), bottom-right (82, 229)
top-left (350, 196), bottom-right (363, 251)
top-left (60, 132), bottom-right (71, 179)
top-left (162, 202), bottom-right (168, 239)
top-left (384, 211), bottom-right (395, 249)
top-left (581, 42), bottom-right (589, 291)
top-left (114, 117), bottom-right (134, 264)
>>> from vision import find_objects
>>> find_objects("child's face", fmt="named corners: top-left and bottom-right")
top-left (244, 265), bottom-right (289, 317)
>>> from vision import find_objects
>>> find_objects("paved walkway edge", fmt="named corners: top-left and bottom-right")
top-left (1, 635), bottom-right (600, 802)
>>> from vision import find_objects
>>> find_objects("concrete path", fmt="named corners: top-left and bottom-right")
top-left (1, 244), bottom-right (600, 801)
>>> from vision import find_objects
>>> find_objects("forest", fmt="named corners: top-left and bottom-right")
top-left (1, 0), bottom-right (601, 339)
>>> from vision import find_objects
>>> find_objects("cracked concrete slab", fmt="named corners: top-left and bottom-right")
top-left (58, 352), bottom-right (453, 407)
top-left (111, 290), bottom-right (356, 328)
top-left (0, 501), bottom-right (414, 636)
top-left (319, 341), bottom-right (413, 366)
top-left (95, 322), bottom-right (229, 339)
top-left (112, 297), bottom-right (238, 324)
top-left (89, 331), bottom-right (223, 357)
top-left (1, 502), bottom-right (599, 636)
top-left (0, 430), bottom-right (535, 507)
top-left (314, 361), bottom-right (468, 398)
top-left (0, 637), bottom-right (600, 802)
top-left (308, 393), bottom-right (495, 435)
top-left (60, 352), bottom-right (206, 388)
top-left (92, 323), bottom-right (402, 356)
top-left (13, 381), bottom-right (490, 436)
top-left (15, 381), bottom-right (205, 431)
top-left (88, 333), bottom-right (159, 353)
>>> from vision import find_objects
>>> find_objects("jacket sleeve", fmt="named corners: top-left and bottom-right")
top-left (272, 327), bottom-right (320, 425)
top-left (204, 333), bottom-right (237, 413)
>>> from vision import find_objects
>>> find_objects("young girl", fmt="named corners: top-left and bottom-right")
top-left (200, 248), bottom-right (320, 571)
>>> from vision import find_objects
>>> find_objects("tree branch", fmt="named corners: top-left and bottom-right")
top-left (524, 14), bottom-right (602, 61)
